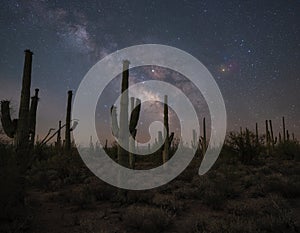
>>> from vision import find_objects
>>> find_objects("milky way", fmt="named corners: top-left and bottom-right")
top-left (0, 0), bottom-right (299, 144)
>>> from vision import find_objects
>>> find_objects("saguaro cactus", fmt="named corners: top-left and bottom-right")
top-left (162, 95), bottom-right (170, 163)
top-left (129, 97), bottom-right (141, 168)
top-left (118, 60), bottom-right (130, 167)
top-left (15, 49), bottom-right (33, 150)
top-left (255, 122), bottom-right (259, 145)
top-left (286, 130), bottom-right (290, 141)
top-left (279, 133), bottom-right (282, 143)
top-left (268, 120), bottom-right (276, 148)
top-left (110, 60), bottom-right (141, 168)
top-left (65, 90), bottom-right (73, 152)
top-left (161, 95), bottom-right (174, 163)
top-left (200, 117), bottom-right (207, 153)
top-left (0, 50), bottom-right (38, 152)
top-left (282, 116), bottom-right (286, 142)
top-left (265, 120), bottom-right (270, 155)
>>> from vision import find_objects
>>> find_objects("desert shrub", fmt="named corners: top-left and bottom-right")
top-left (256, 211), bottom-right (298, 233)
top-left (255, 197), bottom-right (298, 232)
top-left (217, 144), bottom-right (240, 164)
top-left (199, 175), bottom-right (239, 210)
top-left (242, 174), bottom-right (260, 189)
top-left (201, 189), bottom-right (226, 210)
top-left (187, 207), bottom-right (297, 233)
top-left (225, 196), bottom-right (298, 232)
top-left (257, 165), bottom-right (273, 175)
top-left (90, 183), bottom-right (116, 201)
top-left (123, 205), bottom-right (172, 233)
top-left (183, 213), bottom-right (259, 233)
top-left (274, 141), bottom-right (300, 160)
top-left (152, 193), bottom-right (185, 213)
top-left (173, 186), bottom-right (199, 199)
top-left (28, 150), bottom-right (90, 190)
top-left (196, 176), bottom-right (231, 209)
top-left (126, 190), bottom-right (154, 204)
top-left (56, 185), bottom-right (96, 209)
top-left (263, 174), bottom-right (300, 198)
top-left (226, 130), bottom-right (262, 164)
top-left (176, 166), bottom-right (196, 182)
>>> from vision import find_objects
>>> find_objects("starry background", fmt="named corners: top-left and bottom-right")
top-left (0, 0), bottom-right (299, 145)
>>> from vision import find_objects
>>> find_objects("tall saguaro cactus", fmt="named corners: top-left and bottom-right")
top-left (15, 49), bottom-right (33, 150)
top-left (110, 60), bottom-right (141, 168)
top-left (255, 122), bottom-right (259, 145)
top-left (201, 117), bottom-right (207, 153)
top-left (118, 60), bottom-right (130, 167)
top-left (0, 49), bottom-right (38, 152)
top-left (265, 120), bottom-right (270, 155)
top-left (269, 120), bottom-right (276, 148)
top-left (282, 116), bottom-right (286, 142)
top-left (65, 90), bottom-right (73, 152)
top-left (162, 95), bottom-right (170, 163)
top-left (161, 95), bottom-right (174, 163)
top-left (129, 97), bottom-right (141, 168)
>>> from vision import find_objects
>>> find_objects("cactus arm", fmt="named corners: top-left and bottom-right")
top-left (129, 98), bottom-right (141, 137)
top-left (29, 89), bottom-right (39, 146)
top-left (168, 132), bottom-right (174, 148)
top-left (110, 105), bottom-right (119, 138)
top-left (0, 101), bottom-right (17, 138)
top-left (65, 90), bottom-right (73, 152)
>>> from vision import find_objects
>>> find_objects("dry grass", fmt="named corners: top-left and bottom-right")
top-left (123, 205), bottom-right (173, 233)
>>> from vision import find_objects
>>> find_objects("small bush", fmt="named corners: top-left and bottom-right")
top-left (274, 141), bottom-right (300, 160)
top-left (264, 175), bottom-right (300, 198)
top-left (226, 130), bottom-right (262, 164)
top-left (123, 205), bottom-right (172, 233)
top-left (56, 185), bottom-right (96, 209)
top-left (152, 193), bottom-right (185, 213)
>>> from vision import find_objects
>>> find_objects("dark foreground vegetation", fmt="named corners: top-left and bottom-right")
top-left (0, 131), bottom-right (299, 233)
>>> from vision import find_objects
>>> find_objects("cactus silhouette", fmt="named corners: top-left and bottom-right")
top-left (282, 116), bottom-right (286, 142)
top-left (110, 60), bottom-right (141, 168)
top-left (162, 95), bottom-right (170, 163)
top-left (269, 120), bottom-right (276, 148)
top-left (255, 122), bottom-right (259, 145)
top-left (0, 50), bottom-right (39, 152)
top-left (65, 90), bottom-right (73, 152)
top-left (1, 101), bottom-right (18, 138)
top-left (200, 117), bottom-right (207, 154)
top-left (162, 95), bottom-right (174, 163)
top-left (129, 97), bottom-right (141, 168)
top-left (265, 120), bottom-right (270, 155)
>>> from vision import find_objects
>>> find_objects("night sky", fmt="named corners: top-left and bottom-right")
top-left (0, 0), bottom-right (299, 144)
